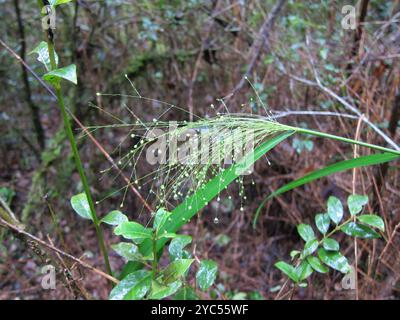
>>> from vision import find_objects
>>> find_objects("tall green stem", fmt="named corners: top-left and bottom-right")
top-left (39, 1), bottom-right (111, 276)
top-left (292, 127), bottom-right (400, 156)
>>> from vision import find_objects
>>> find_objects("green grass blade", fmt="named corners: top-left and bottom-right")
top-left (119, 130), bottom-right (294, 278)
top-left (253, 152), bottom-right (399, 228)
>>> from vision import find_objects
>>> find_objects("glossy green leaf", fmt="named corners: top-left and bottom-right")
top-left (162, 259), bottom-right (194, 284)
top-left (296, 260), bottom-right (313, 281)
top-left (347, 194), bottom-right (368, 216)
top-left (327, 196), bottom-right (343, 224)
top-left (157, 232), bottom-right (178, 239)
top-left (274, 261), bottom-right (298, 282)
top-left (111, 242), bottom-right (142, 262)
top-left (357, 215), bottom-right (385, 232)
top-left (315, 213), bottom-right (330, 234)
top-left (290, 250), bottom-right (300, 260)
top-left (302, 239), bottom-right (319, 258)
top-left (196, 260), bottom-right (218, 291)
top-left (70, 193), bottom-right (92, 221)
top-left (297, 224), bottom-right (316, 242)
top-left (254, 153), bottom-right (399, 227)
top-left (101, 210), bottom-right (128, 226)
top-left (109, 269), bottom-right (151, 300)
top-left (322, 238), bottom-right (339, 251)
top-left (317, 248), bottom-right (351, 274)
top-left (43, 64), bottom-right (77, 85)
top-left (114, 221), bottom-right (152, 243)
top-left (169, 235), bottom-right (192, 260)
top-left (307, 256), bottom-right (328, 273)
top-left (149, 280), bottom-right (182, 300)
top-left (50, 0), bottom-right (74, 6)
top-left (29, 41), bottom-right (58, 71)
top-left (340, 222), bottom-right (380, 239)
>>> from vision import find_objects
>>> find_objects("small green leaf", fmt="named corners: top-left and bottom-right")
top-left (341, 222), bottom-right (381, 239)
top-left (29, 41), bottom-right (58, 71)
top-left (357, 214), bottom-right (385, 232)
top-left (111, 242), bottom-right (142, 262)
top-left (322, 238), bottom-right (340, 251)
top-left (347, 194), bottom-right (368, 216)
top-left (173, 287), bottom-right (198, 300)
top-left (317, 248), bottom-right (351, 274)
top-left (302, 239), bottom-right (319, 258)
top-left (196, 260), bottom-right (218, 291)
top-left (315, 213), bottom-right (330, 234)
top-left (70, 193), bottom-right (92, 221)
top-left (153, 208), bottom-right (172, 232)
top-left (149, 280), bottom-right (182, 300)
top-left (296, 260), bottom-right (313, 281)
top-left (297, 224), bottom-right (316, 242)
top-left (101, 210), bottom-right (128, 226)
top-left (109, 270), bottom-right (151, 300)
top-left (114, 221), bottom-right (152, 243)
top-left (43, 64), bottom-right (77, 85)
top-left (274, 261), bottom-right (298, 282)
top-left (169, 235), bottom-right (192, 260)
top-left (327, 196), bottom-right (343, 224)
top-left (307, 256), bottom-right (328, 273)
top-left (162, 259), bottom-right (194, 284)
top-left (290, 250), bottom-right (300, 260)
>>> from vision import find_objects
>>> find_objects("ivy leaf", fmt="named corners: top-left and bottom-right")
top-left (340, 222), bottom-right (381, 239)
top-left (274, 261), bottom-right (298, 282)
top-left (169, 235), bottom-right (192, 260)
top-left (302, 239), bottom-right (319, 258)
top-left (317, 248), bottom-right (351, 274)
top-left (111, 242), bottom-right (142, 262)
top-left (109, 270), bottom-right (151, 300)
top-left (43, 64), bottom-right (77, 85)
top-left (307, 256), bottom-right (328, 273)
top-left (101, 210), bottom-right (128, 226)
top-left (162, 259), bottom-right (194, 284)
top-left (196, 260), bottom-right (218, 291)
top-left (322, 238), bottom-right (340, 251)
top-left (29, 41), bottom-right (58, 71)
top-left (296, 260), bottom-right (313, 281)
top-left (315, 213), bottom-right (330, 234)
top-left (327, 196), bottom-right (343, 224)
top-left (149, 280), bottom-right (182, 300)
top-left (114, 221), bottom-right (152, 243)
top-left (357, 215), bottom-right (385, 232)
top-left (297, 224), bottom-right (316, 242)
top-left (70, 193), bottom-right (92, 221)
top-left (347, 195), bottom-right (368, 216)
